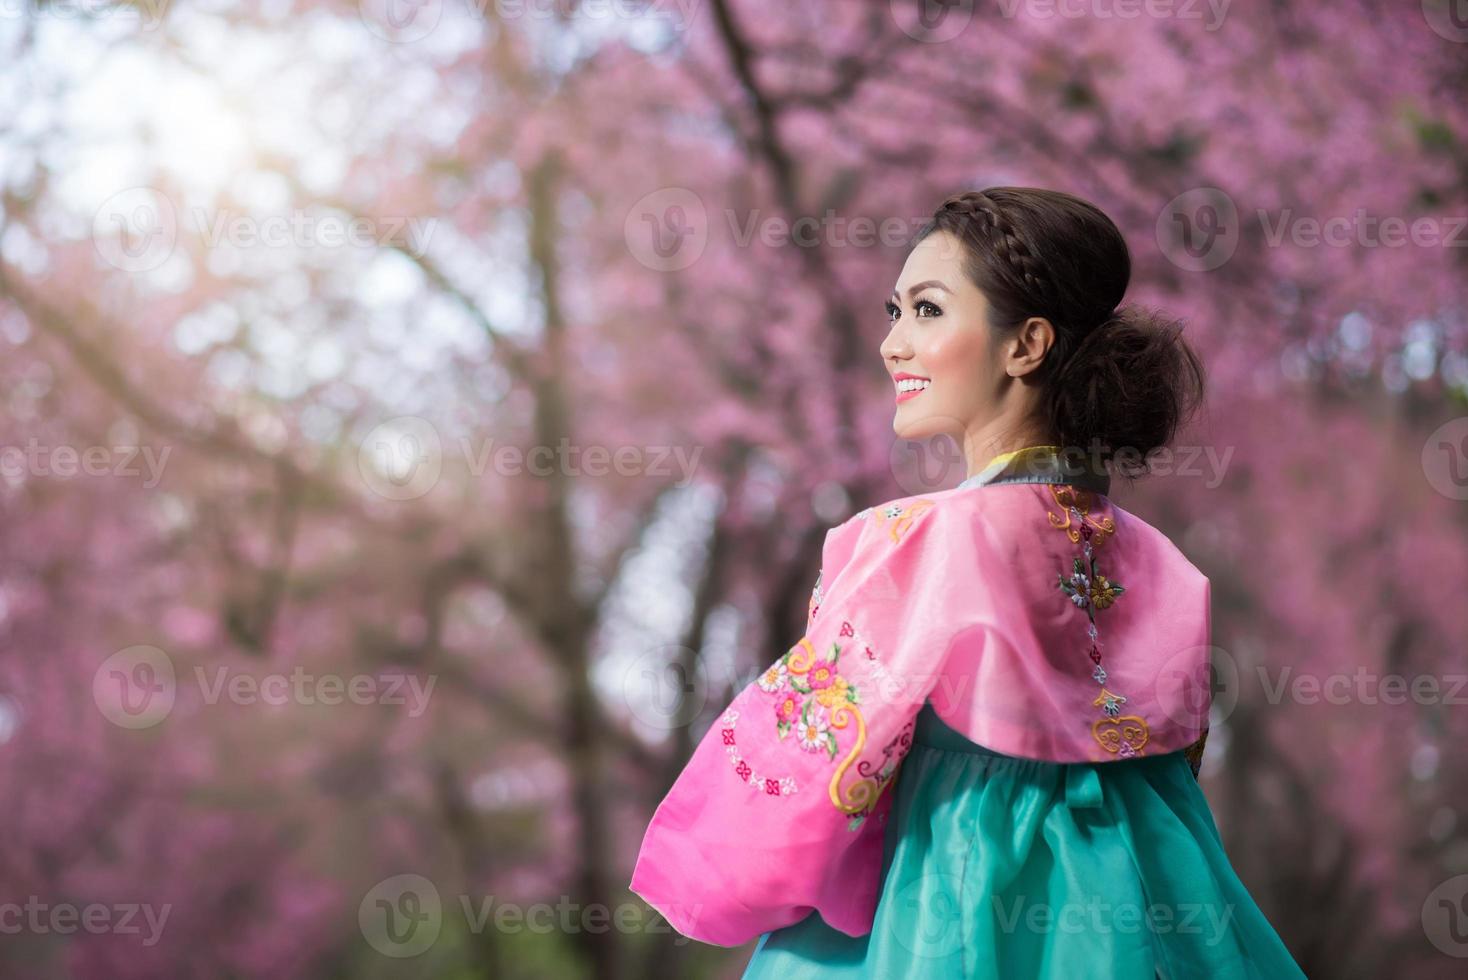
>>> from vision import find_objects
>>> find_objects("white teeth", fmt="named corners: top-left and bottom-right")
top-left (896, 378), bottom-right (931, 392)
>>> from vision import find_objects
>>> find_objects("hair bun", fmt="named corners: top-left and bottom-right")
top-left (1047, 304), bottom-right (1206, 478)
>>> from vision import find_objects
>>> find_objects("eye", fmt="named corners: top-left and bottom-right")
top-left (915, 299), bottom-right (942, 317)
top-left (884, 300), bottom-right (901, 322)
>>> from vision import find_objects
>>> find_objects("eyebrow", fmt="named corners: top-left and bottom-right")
top-left (889, 280), bottom-right (951, 301)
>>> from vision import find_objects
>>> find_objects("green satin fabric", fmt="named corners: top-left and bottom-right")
top-left (740, 703), bottom-right (1306, 979)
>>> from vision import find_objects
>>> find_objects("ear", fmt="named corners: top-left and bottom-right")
top-left (1006, 317), bottom-right (1055, 378)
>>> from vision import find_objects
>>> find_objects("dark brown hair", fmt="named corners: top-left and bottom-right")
top-left (915, 187), bottom-right (1205, 479)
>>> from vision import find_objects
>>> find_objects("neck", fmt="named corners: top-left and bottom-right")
top-left (962, 429), bottom-right (1058, 481)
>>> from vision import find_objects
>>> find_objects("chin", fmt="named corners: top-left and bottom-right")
top-left (892, 411), bottom-right (953, 441)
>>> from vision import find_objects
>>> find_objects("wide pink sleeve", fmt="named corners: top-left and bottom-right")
top-left (628, 495), bottom-right (987, 946)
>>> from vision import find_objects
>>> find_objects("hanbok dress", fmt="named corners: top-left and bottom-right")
top-left (629, 444), bottom-right (1307, 979)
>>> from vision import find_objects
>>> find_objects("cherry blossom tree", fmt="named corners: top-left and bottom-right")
top-left (0, 0), bottom-right (1465, 976)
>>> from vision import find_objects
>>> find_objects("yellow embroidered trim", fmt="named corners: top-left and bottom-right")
top-left (979, 443), bottom-right (1063, 474)
top-left (871, 498), bottom-right (935, 543)
top-left (784, 637), bottom-right (885, 816)
top-left (760, 625), bottom-right (913, 829)
top-left (1046, 485), bottom-right (1116, 546)
top-left (1092, 715), bottom-right (1150, 756)
top-left (827, 701), bottom-right (870, 813)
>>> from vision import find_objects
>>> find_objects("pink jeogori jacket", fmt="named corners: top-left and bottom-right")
top-left (629, 456), bottom-right (1212, 947)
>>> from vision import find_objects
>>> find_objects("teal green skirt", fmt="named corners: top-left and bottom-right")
top-left (741, 702), bottom-right (1306, 979)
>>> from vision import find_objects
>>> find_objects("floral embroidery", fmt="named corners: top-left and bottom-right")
top-left (757, 659), bottom-right (789, 693)
top-left (807, 568), bottom-right (824, 622)
top-left (871, 498), bottom-right (935, 543)
top-left (720, 707), bottom-right (798, 797)
top-left (1047, 485), bottom-right (1116, 545)
top-left (1047, 485), bottom-right (1151, 758)
top-left (755, 625), bottom-right (911, 830)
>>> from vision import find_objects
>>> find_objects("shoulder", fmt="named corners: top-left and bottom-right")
top-left (829, 486), bottom-right (993, 553)
top-left (1107, 498), bottom-right (1211, 588)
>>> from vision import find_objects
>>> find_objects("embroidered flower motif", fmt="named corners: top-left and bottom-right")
top-left (796, 703), bottom-right (836, 757)
top-left (1088, 574), bottom-right (1125, 610)
top-left (807, 569), bottom-right (824, 622)
top-left (757, 659), bottom-right (789, 693)
top-left (750, 624), bottom-right (912, 828)
top-left (773, 691), bottom-right (803, 736)
top-left (1060, 561), bottom-right (1091, 608)
top-left (1093, 688), bottom-right (1127, 717)
top-left (813, 675), bottom-right (853, 709)
top-left (806, 661), bottom-right (837, 691)
top-left (1047, 484), bottom-right (1151, 759)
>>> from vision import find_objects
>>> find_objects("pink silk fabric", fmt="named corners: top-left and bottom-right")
top-left (629, 481), bottom-right (1212, 947)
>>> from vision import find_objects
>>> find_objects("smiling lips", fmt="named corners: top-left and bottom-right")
top-left (893, 372), bottom-right (931, 403)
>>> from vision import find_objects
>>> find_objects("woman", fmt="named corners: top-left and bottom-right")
top-left (629, 188), bottom-right (1307, 978)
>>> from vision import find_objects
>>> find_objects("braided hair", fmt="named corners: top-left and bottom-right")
top-left (916, 187), bottom-right (1205, 479)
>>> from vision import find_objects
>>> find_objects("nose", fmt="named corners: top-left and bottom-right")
top-left (880, 323), bottom-right (910, 364)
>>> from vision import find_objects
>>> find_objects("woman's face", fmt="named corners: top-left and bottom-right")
top-left (881, 230), bottom-right (1054, 457)
top-left (880, 231), bottom-right (1004, 443)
